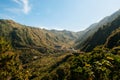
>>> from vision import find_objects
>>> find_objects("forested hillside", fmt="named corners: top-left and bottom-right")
top-left (1, 19), bottom-right (80, 55)
top-left (105, 28), bottom-right (120, 49)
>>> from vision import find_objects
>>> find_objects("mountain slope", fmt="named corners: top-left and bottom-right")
top-left (105, 28), bottom-right (120, 49)
top-left (75, 9), bottom-right (120, 52)
top-left (1, 19), bottom-right (80, 52)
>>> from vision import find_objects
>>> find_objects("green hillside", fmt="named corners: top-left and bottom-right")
top-left (1, 19), bottom-right (80, 54)
top-left (105, 28), bottom-right (120, 49)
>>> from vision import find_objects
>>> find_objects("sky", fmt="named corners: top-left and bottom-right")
top-left (0, 0), bottom-right (120, 31)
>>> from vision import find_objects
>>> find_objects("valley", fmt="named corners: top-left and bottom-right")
top-left (0, 9), bottom-right (120, 80)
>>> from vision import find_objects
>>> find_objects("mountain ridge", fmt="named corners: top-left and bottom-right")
top-left (1, 19), bottom-right (81, 54)
top-left (75, 9), bottom-right (120, 52)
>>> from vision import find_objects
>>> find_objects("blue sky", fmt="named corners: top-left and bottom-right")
top-left (0, 0), bottom-right (120, 31)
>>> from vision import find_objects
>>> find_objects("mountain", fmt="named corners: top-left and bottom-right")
top-left (75, 9), bottom-right (120, 52)
top-left (1, 10), bottom-right (120, 80)
top-left (1, 10), bottom-right (120, 53)
top-left (1, 26), bottom-right (120, 80)
top-left (0, 19), bottom-right (81, 54)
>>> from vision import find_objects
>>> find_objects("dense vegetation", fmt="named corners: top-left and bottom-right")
top-left (41, 46), bottom-right (120, 80)
top-left (0, 37), bottom-right (30, 80)
top-left (105, 28), bottom-right (120, 49)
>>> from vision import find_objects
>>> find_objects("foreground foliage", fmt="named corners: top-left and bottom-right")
top-left (0, 37), bottom-right (30, 80)
top-left (69, 46), bottom-right (120, 80)
top-left (41, 46), bottom-right (120, 80)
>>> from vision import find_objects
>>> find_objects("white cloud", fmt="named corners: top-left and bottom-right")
top-left (12, 0), bottom-right (31, 14)
top-left (22, 0), bottom-right (31, 14)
